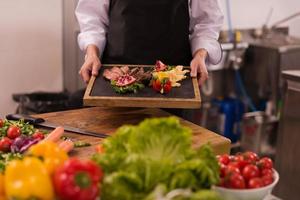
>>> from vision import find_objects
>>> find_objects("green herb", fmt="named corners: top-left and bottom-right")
top-left (92, 117), bottom-right (220, 200)
top-left (111, 81), bottom-right (145, 94)
top-left (74, 141), bottom-right (91, 148)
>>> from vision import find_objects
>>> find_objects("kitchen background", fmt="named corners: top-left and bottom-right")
top-left (1, 0), bottom-right (300, 118)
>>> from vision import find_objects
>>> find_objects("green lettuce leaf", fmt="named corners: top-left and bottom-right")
top-left (92, 117), bottom-right (220, 200)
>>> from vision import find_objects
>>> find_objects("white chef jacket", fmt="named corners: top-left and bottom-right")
top-left (76, 0), bottom-right (224, 65)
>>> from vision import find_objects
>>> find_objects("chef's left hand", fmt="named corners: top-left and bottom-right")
top-left (190, 49), bottom-right (208, 86)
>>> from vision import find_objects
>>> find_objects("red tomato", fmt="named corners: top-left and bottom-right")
top-left (163, 80), bottom-right (172, 94)
top-left (242, 164), bottom-right (260, 180)
top-left (218, 154), bottom-right (230, 165)
top-left (243, 151), bottom-right (259, 163)
top-left (225, 164), bottom-right (241, 176)
top-left (32, 132), bottom-right (45, 140)
top-left (261, 169), bottom-right (273, 177)
top-left (7, 126), bottom-right (22, 139)
top-left (0, 137), bottom-right (12, 152)
top-left (248, 177), bottom-right (263, 189)
top-left (220, 163), bottom-right (227, 177)
top-left (258, 157), bottom-right (273, 170)
top-left (152, 79), bottom-right (162, 92)
top-left (234, 155), bottom-right (249, 170)
top-left (226, 173), bottom-right (246, 189)
top-left (0, 119), bottom-right (3, 128)
top-left (261, 174), bottom-right (273, 186)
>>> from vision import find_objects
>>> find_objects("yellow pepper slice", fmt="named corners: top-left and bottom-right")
top-left (5, 157), bottom-right (54, 200)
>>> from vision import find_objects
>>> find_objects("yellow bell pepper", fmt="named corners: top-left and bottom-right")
top-left (0, 173), bottom-right (6, 200)
top-left (5, 157), bottom-right (54, 200)
top-left (27, 141), bottom-right (68, 174)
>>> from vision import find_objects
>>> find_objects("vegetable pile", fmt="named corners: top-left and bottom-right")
top-left (0, 119), bottom-right (46, 154)
top-left (1, 141), bottom-right (102, 200)
top-left (217, 151), bottom-right (275, 189)
top-left (92, 117), bottom-right (221, 200)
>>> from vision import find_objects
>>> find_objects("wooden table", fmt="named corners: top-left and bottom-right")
top-left (34, 107), bottom-right (231, 158)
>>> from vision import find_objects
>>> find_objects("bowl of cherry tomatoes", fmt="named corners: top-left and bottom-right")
top-left (213, 152), bottom-right (279, 200)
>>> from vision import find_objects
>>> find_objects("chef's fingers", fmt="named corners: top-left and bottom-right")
top-left (190, 59), bottom-right (198, 77)
top-left (198, 62), bottom-right (209, 86)
top-left (44, 126), bottom-right (64, 142)
top-left (79, 62), bottom-right (92, 84)
top-left (91, 60), bottom-right (101, 76)
top-left (58, 140), bottom-right (74, 153)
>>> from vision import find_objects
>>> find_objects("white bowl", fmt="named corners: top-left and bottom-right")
top-left (213, 170), bottom-right (279, 200)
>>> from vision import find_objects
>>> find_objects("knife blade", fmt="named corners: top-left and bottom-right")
top-left (6, 114), bottom-right (109, 139)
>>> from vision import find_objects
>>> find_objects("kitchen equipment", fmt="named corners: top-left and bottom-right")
top-left (84, 65), bottom-right (201, 109)
top-left (240, 112), bottom-right (278, 155)
top-left (6, 114), bottom-right (109, 138)
top-left (274, 70), bottom-right (300, 199)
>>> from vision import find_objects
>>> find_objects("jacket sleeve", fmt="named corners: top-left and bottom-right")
top-left (189, 0), bottom-right (224, 65)
top-left (75, 0), bottom-right (110, 56)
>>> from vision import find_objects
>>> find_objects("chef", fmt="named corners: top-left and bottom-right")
top-left (76, 0), bottom-right (224, 86)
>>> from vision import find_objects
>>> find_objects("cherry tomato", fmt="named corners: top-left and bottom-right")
top-left (226, 173), bottom-right (246, 189)
top-left (258, 157), bottom-right (273, 170)
top-left (243, 151), bottom-right (259, 163)
top-left (0, 137), bottom-right (12, 152)
top-left (227, 162), bottom-right (240, 169)
top-left (242, 164), bottom-right (260, 180)
top-left (261, 174), bottom-right (273, 186)
top-left (248, 177), bottom-right (263, 189)
top-left (7, 126), bottom-right (22, 139)
top-left (218, 154), bottom-right (230, 165)
top-left (225, 164), bottom-right (241, 176)
top-left (32, 132), bottom-right (45, 140)
top-left (261, 169), bottom-right (273, 177)
top-left (163, 80), bottom-right (172, 94)
top-left (219, 163), bottom-right (227, 177)
top-left (152, 79), bottom-right (162, 92)
top-left (0, 119), bottom-right (3, 128)
top-left (234, 155), bottom-right (249, 170)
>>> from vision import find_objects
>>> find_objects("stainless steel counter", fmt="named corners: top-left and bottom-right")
top-left (273, 70), bottom-right (300, 200)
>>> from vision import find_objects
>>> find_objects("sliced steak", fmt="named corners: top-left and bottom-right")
top-left (110, 66), bottom-right (124, 76)
top-left (120, 66), bottom-right (130, 74)
top-left (129, 67), bottom-right (140, 76)
top-left (103, 69), bottom-right (121, 81)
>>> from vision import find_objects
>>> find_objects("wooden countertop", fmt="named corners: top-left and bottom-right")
top-left (34, 107), bottom-right (231, 158)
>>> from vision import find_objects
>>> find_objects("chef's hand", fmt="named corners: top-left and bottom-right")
top-left (79, 45), bottom-right (101, 83)
top-left (190, 49), bottom-right (209, 86)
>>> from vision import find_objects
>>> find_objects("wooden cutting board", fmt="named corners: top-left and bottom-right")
top-left (84, 65), bottom-right (201, 108)
top-left (33, 107), bottom-right (231, 158)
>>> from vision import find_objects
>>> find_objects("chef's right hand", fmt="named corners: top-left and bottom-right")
top-left (79, 45), bottom-right (101, 84)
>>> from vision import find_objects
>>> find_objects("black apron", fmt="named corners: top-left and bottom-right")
top-left (102, 0), bottom-right (192, 66)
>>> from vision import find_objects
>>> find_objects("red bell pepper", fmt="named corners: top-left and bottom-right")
top-left (53, 158), bottom-right (103, 200)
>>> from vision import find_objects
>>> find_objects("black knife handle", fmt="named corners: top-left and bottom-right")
top-left (6, 114), bottom-right (45, 124)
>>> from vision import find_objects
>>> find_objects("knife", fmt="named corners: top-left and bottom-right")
top-left (6, 114), bottom-right (109, 139)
